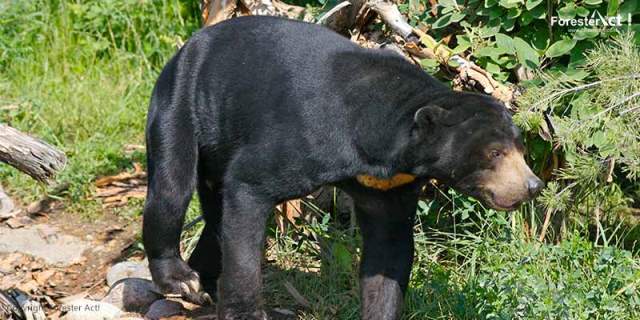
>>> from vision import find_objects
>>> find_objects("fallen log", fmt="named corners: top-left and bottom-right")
top-left (0, 124), bottom-right (66, 182)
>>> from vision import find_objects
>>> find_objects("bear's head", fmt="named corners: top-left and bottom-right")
top-left (411, 92), bottom-right (543, 211)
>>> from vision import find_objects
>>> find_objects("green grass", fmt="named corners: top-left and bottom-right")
top-left (266, 199), bottom-right (640, 319)
top-left (2, 1), bottom-right (640, 319)
top-left (0, 0), bottom-right (199, 213)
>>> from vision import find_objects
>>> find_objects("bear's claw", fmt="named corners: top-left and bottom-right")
top-left (149, 257), bottom-right (214, 306)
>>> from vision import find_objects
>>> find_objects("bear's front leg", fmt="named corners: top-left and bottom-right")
top-left (342, 182), bottom-right (419, 320)
top-left (218, 181), bottom-right (272, 320)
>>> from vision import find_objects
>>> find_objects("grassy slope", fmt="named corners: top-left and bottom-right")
top-left (1, 1), bottom-right (640, 319)
top-left (0, 0), bottom-right (198, 212)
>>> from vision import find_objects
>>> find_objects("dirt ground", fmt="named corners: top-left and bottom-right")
top-left (0, 195), bottom-right (301, 319)
top-left (0, 196), bottom-right (143, 318)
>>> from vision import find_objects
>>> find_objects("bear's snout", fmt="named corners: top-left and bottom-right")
top-left (526, 176), bottom-right (544, 197)
top-left (458, 147), bottom-right (544, 211)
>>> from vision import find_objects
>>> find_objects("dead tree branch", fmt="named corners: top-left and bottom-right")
top-left (201, 0), bottom-right (360, 32)
top-left (0, 124), bottom-right (66, 182)
top-left (202, 0), bottom-right (239, 26)
top-left (322, 0), bottom-right (367, 35)
top-left (365, 0), bottom-right (517, 108)
top-left (367, 0), bottom-right (412, 38)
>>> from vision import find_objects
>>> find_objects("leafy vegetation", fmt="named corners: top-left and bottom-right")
top-left (1, 0), bottom-right (640, 319)
top-left (268, 188), bottom-right (640, 319)
top-left (0, 0), bottom-right (199, 211)
top-left (515, 33), bottom-right (640, 247)
top-left (402, 0), bottom-right (639, 82)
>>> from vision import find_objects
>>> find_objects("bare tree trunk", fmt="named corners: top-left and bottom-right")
top-left (0, 124), bottom-right (66, 182)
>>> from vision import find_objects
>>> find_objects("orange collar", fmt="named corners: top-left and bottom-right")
top-left (356, 173), bottom-right (416, 190)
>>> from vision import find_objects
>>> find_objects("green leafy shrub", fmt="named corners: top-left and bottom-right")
top-left (468, 235), bottom-right (640, 319)
top-left (403, 202), bottom-right (640, 320)
top-left (402, 0), bottom-right (639, 82)
top-left (515, 33), bottom-right (640, 243)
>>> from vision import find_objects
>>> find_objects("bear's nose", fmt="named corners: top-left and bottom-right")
top-left (527, 177), bottom-right (544, 197)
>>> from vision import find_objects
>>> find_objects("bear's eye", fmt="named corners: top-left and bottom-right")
top-left (489, 150), bottom-right (503, 159)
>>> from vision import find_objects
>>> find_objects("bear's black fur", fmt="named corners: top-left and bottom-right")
top-left (143, 16), bottom-right (542, 320)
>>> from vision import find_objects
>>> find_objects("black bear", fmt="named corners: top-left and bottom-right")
top-left (143, 16), bottom-right (543, 320)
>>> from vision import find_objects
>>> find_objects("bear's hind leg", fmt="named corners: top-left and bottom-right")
top-left (217, 180), bottom-right (272, 320)
top-left (188, 175), bottom-right (223, 299)
top-left (143, 110), bottom-right (212, 306)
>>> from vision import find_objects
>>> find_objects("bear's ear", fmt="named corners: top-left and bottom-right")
top-left (414, 104), bottom-right (457, 127)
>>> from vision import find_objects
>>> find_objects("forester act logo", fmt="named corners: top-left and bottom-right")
top-left (551, 11), bottom-right (633, 30)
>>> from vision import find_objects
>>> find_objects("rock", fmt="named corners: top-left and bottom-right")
top-left (36, 225), bottom-right (59, 244)
top-left (116, 312), bottom-right (145, 320)
top-left (0, 186), bottom-right (15, 220)
top-left (106, 261), bottom-right (151, 287)
top-left (102, 278), bottom-right (161, 314)
top-left (5, 216), bottom-right (32, 229)
top-left (0, 225), bottom-right (88, 265)
top-left (60, 299), bottom-right (122, 320)
top-left (144, 299), bottom-right (184, 319)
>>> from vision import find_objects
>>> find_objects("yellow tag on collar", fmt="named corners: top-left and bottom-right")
top-left (356, 173), bottom-right (416, 190)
